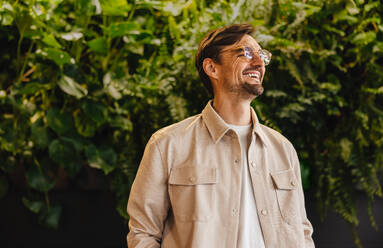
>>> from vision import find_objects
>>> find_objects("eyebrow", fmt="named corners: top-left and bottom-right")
top-left (233, 47), bottom-right (244, 54)
top-left (235, 46), bottom-right (259, 52)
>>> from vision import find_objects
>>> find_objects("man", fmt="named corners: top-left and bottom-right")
top-left (127, 24), bottom-right (315, 248)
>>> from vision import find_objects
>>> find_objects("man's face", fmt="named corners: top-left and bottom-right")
top-left (216, 35), bottom-right (266, 99)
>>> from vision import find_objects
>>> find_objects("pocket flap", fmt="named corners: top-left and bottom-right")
top-left (169, 166), bottom-right (217, 185)
top-left (270, 168), bottom-right (298, 190)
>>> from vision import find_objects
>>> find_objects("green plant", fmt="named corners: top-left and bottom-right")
top-left (252, 1), bottom-right (383, 246)
top-left (0, 0), bottom-right (382, 247)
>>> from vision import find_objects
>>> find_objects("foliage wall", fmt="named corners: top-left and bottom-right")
top-left (0, 0), bottom-right (382, 246)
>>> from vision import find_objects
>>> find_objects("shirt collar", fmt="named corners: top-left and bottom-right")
top-left (201, 100), bottom-right (268, 147)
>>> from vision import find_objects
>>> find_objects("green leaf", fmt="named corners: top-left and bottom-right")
top-left (22, 196), bottom-right (62, 229)
top-left (103, 72), bottom-right (124, 99)
top-left (60, 136), bottom-right (85, 153)
top-left (346, 0), bottom-right (359, 15)
top-left (85, 144), bottom-right (116, 174)
top-left (340, 138), bottom-right (353, 162)
top-left (351, 31), bottom-right (376, 46)
top-left (31, 119), bottom-right (50, 148)
top-left (109, 115), bottom-right (133, 131)
top-left (42, 34), bottom-right (62, 48)
top-left (105, 83), bottom-right (122, 99)
top-left (0, 2), bottom-right (14, 26)
top-left (162, 1), bottom-right (185, 16)
top-left (49, 139), bottom-right (82, 176)
top-left (14, 8), bottom-right (33, 36)
top-left (278, 103), bottom-right (306, 122)
top-left (57, 75), bottom-right (87, 98)
top-left (270, 37), bottom-right (296, 47)
top-left (364, 2), bottom-right (379, 12)
top-left (0, 119), bottom-right (23, 153)
top-left (82, 101), bottom-right (107, 124)
top-left (47, 107), bottom-right (72, 135)
top-left (265, 90), bottom-right (288, 98)
top-left (87, 37), bottom-right (108, 54)
top-left (60, 31), bottom-right (83, 41)
top-left (37, 48), bottom-right (74, 67)
top-left (363, 86), bottom-right (383, 95)
top-left (373, 42), bottom-right (383, 53)
top-left (42, 205), bottom-right (62, 229)
top-left (333, 9), bottom-right (358, 24)
top-left (73, 110), bottom-right (97, 137)
top-left (125, 42), bottom-right (144, 55)
top-left (22, 197), bottom-right (44, 214)
top-left (168, 16), bottom-right (180, 40)
top-left (286, 61), bottom-right (304, 87)
top-left (76, 0), bottom-right (101, 15)
top-left (106, 21), bottom-right (141, 38)
top-left (25, 167), bottom-right (55, 192)
top-left (100, 0), bottom-right (131, 16)
top-left (323, 24), bottom-right (345, 36)
top-left (20, 83), bottom-right (51, 95)
top-left (91, 0), bottom-right (101, 15)
top-left (302, 3), bottom-right (321, 16)
top-left (320, 82), bottom-right (341, 93)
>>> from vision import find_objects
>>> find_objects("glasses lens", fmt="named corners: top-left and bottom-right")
top-left (243, 47), bottom-right (253, 60)
top-left (243, 47), bottom-right (271, 66)
top-left (259, 49), bottom-right (271, 65)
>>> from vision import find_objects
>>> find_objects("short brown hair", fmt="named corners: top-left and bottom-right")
top-left (195, 24), bottom-right (255, 96)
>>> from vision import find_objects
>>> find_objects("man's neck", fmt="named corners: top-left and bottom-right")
top-left (212, 96), bottom-right (252, 126)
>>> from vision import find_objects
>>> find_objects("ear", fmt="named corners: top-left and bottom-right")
top-left (202, 58), bottom-right (219, 80)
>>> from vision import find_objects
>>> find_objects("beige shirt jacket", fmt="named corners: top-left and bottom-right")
top-left (127, 101), bottom-right (315, 248)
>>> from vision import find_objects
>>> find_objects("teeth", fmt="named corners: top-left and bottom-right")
top-left (244, 72), bottom-right (260, 80)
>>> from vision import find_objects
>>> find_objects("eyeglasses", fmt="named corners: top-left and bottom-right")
top-left (244, 47), bottom-right (272, 66)
top-left (222, 46), bottom-right (272, 66)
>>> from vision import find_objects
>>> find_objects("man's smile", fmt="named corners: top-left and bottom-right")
top-left (242, 67), bottom-right (262, 83)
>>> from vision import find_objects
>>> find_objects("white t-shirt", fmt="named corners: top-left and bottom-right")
top-left (228, 124), bottom-right (266, 248)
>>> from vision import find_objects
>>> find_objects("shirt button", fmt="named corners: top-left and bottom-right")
top-left (261, 209), bottom-right (268, 216)
top-left (291, 181), bottom-right (296, 186)
top-left (251, 161), bottom-right (256, 168)
top-left (232, 209), bottom-right (238, 216)
top-left (283, 214), bottom-right (291, 225)
top-left (234, 159), bottom-right (239, 164)
top-left (189, 177), bottom-right (196, 183)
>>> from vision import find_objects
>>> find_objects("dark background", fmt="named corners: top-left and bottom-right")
top-left (1, 185), bottom-right (382, 248)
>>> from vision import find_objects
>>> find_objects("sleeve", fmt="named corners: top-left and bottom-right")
top-left (291, 147), bottom-right (315, 248)
top-left (127, 135), bottom-right (170, 248)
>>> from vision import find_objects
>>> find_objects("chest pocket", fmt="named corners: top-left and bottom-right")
top-left (169, 166), bottom-right (217, 222)
top-left (270, 168), bottom-right (300, 225)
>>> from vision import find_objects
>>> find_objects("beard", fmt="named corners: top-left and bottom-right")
top-left (242, 82), bottom-right (264, 97)
top-left (224, 79), bottom-right (264, 99)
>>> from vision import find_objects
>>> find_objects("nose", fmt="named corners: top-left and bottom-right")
top-left (250, 52), bottom-right (264, 66)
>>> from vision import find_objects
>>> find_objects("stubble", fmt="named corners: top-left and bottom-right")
top-left (224, 79), bottom-right (264, 99)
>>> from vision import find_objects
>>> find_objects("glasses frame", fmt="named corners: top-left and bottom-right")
top-left (221, 46), bottom-right (272, 66)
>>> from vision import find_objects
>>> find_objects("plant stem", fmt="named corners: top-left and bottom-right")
top-left (16, 32), bottom-right (24, 71)
top-left (34, 158), bottom-right (50, 209)
top-left (127, 3), bottom-right (136, 21)
top-left (44, 192), bottom-right (51, 209)
top-left (16, 41), bottom-right (34, 85)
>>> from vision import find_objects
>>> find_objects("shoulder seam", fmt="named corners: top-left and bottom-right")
top-left (152, 136), bottom-right (168, 177)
